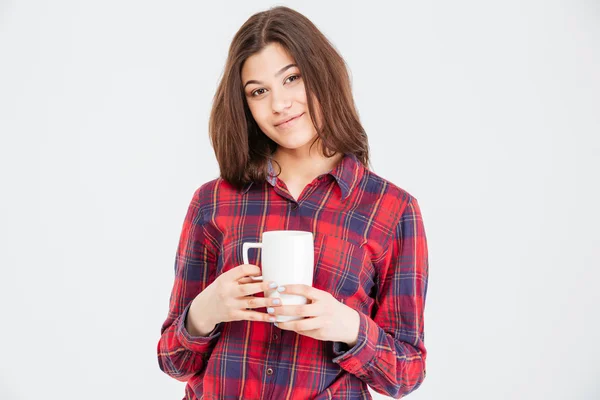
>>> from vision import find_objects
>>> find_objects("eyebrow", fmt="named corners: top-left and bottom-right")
top-left (243, 63), bottom-right (297, 89)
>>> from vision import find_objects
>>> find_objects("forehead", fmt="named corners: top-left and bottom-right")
top-left (241, 43), bottom-right (296, 80)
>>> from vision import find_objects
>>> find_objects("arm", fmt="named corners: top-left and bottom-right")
top-left (332, 196), bottom-right (429, 398)
top-left (156, 188), bottom-right (222, 382)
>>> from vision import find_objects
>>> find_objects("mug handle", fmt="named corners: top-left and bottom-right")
top-left (242, 242), bottom-right (263, 280)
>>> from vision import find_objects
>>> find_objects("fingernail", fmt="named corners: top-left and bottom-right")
top-left (272, 298), bottom-right (281, 305)
top-left (267, 307), bottom-right (274, 314)
top-left (269, 281), bottom-right (278, 289)
top-left (274, 322), bottom-right (279, 327)
top-left (268, 317), bottom-right (276, 322)
top-left (277, 286), bottom-right (286, 292)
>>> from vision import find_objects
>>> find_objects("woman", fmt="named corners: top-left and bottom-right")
top-left (157, 6), bottom-right (429, 400)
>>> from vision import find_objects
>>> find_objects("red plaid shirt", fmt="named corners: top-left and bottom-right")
top-left (157, 153), bottom-right (429, 399)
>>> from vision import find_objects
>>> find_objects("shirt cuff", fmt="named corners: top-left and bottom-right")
top-left (176, 302), bottom-right (223, 353)
top-left (332, 310), bottom-right (379, 376)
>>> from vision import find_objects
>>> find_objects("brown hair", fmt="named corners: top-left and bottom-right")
top-left (208, 5), bottom-right (370, 191)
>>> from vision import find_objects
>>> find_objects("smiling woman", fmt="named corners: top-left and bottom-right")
top-left (241, 44), bottom-right (318, 156)
top-left (207, 7), bottom-right (369, 190)
top-left (157, 5), bottom-right (429, 400)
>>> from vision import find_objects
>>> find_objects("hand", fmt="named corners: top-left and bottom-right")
top-left (268, 284), bottom-right (360, 346)
top-left (189, 264), bottom-right (283, 330)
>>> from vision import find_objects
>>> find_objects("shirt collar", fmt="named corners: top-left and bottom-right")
top-left (241, 153), bottom-right (364, 201)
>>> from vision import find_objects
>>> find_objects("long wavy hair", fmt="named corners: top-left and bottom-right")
top-left (208, 6), bottom-right (370, 191)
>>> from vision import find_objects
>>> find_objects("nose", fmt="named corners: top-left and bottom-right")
top-left (271, 88), bottom-right (292, 114)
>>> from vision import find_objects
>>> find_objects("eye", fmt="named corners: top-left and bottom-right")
top-left (249, 74), bottom-right (301, 97)
top-left (286, 74), bottom-right (301, 83)
top-left (251, 88), bottom-right (266, 97)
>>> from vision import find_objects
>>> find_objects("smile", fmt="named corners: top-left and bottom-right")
top-left (276, 113), bottom-right (304, 129)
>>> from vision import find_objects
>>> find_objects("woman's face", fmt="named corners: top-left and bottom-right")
top-left (241, 42), bottom-right (322, 154)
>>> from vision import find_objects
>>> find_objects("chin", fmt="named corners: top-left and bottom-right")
top-left (267, 128), bottom-right (318, 151)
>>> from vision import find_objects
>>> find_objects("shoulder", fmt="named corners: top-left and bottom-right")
top-left (358, 170), bottom-right (425, 260)
top-left (193, 177), bottom-right (220, 197)
top-left (360, 168), bottom-right (416, 216)
top-left (190, 177), bottom-right (241, 211)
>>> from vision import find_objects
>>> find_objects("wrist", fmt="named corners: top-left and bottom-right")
top-left (187, 297), bottom-right (218, 336)
top-left (344, 308), bottom-right (360, 347)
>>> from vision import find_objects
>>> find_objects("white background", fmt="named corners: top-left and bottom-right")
top-left (1, 1), bottom-right (599, 399)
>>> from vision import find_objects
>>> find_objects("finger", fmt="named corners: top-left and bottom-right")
top-left (239, 295), bottom-right (282, 310)
top-left (237, 276), bottom-right (261, 284)
top-left (227, 264), bottom-right (262, 281)
top-left (276, 316), bottom-right (322, 332)
top-left (276, 284), bottom-right (322, 301)
top-left (237, 279), bottom-right (279, 296)
top-left (236, 310), bottom-right (278, 323)
top-left (269, 303), bottom-right (319, 317)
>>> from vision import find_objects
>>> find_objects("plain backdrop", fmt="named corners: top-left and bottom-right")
top-left (1, 0), bottom-right (599, 399)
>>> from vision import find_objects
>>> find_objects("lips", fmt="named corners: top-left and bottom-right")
top-left (276, 113), bottom-right (304, 127)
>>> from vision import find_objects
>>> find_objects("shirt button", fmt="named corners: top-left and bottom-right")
top-left (266, 367), bottom-right (274, 375)
top-left (273, 333), bottom-right (279, 340)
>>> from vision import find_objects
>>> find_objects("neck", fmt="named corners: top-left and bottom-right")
top-left (272, 148), bottom-right (344, 182)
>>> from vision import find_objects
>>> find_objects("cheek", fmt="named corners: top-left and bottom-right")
top-left (294, 85), bottom-right (308, 103)
top-left (248, 103), bottom-right (270, 126)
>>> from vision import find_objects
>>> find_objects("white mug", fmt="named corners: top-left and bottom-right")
top-left (243, 230), bottom-right (314, 322)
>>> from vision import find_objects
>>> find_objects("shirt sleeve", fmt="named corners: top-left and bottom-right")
top-left (332, 196), bottom-right (429, 398)
top-left (157, 188), bottom-right (223, 382)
